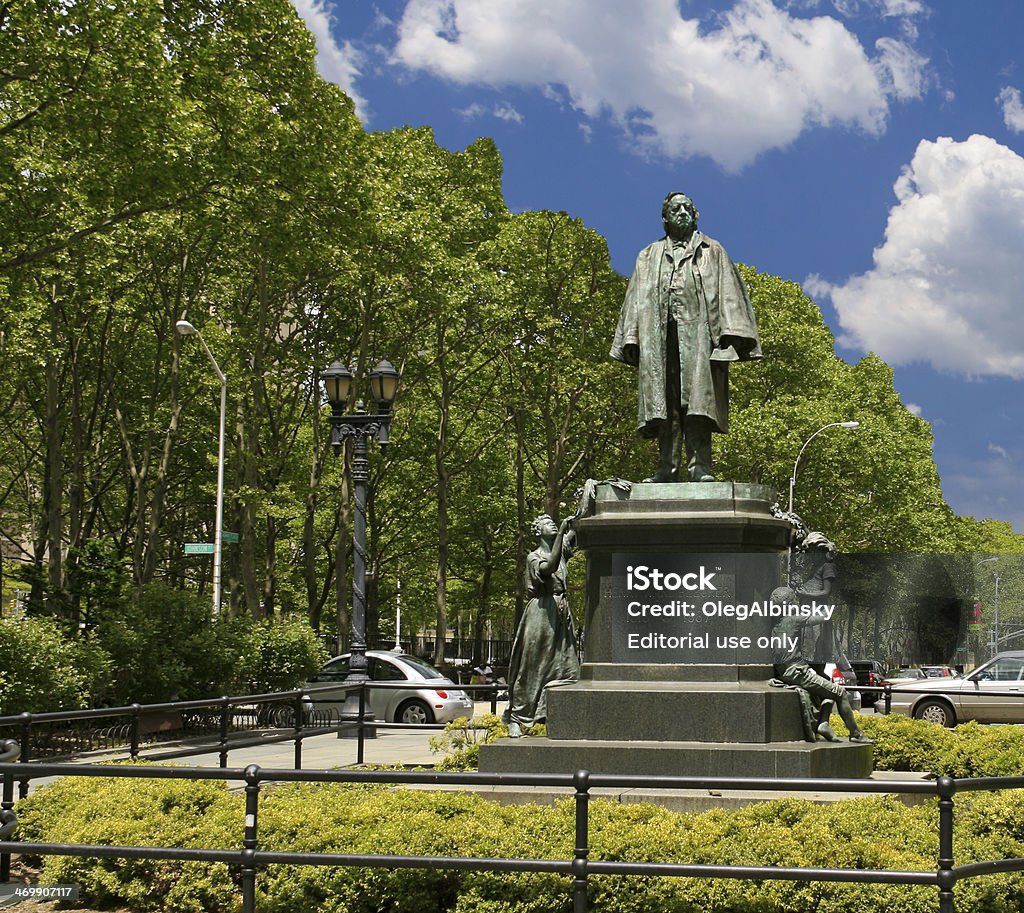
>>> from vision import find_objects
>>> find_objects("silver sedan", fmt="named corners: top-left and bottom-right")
top-left (304, 650), bottom-right (475, 724)
top-left (878, 651), bottom-right (1024, 727)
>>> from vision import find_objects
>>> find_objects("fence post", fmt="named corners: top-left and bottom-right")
top-left (573, 769), bottom-right (590, 913)
top-left (490, 682), bottom-right (497, 716)
top-left (936, 775), bottom-right (956, 913)
top-left (129, 703), bottom-right (142, 760)
top-left (241, 764), bottom-right (261, 913)
top-left (1, 739), bottom-right (18, 883)
top-left (17, 714), bottom-right (31, 800)
top-left (219, 697), bottom-right (231, 769)
top-left (293, 693), bottom-right (304, 770)
top-left (884, 685), bottom-right (892, 715)
top-left (356, 684), bottom-right (366, 766)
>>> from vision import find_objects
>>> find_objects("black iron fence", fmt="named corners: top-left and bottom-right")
top-left (0, 682), bottom-right (502, 799)
top-left (3, 752), bottom-right (1024, 913)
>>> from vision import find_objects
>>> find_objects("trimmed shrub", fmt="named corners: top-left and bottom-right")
top-left (832, 713), bottom-right (1024, 777)
top-left (16, 769), bottom-right (1024, 913)
top-left (15, 765), bottom-right (240, 912)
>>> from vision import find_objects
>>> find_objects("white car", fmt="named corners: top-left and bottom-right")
top-left (878, 651), bottom-right (1024, 727)
top-left (304, 651), bottom-right (474, 724)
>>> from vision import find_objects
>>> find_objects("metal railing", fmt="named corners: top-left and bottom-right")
top-left (2, 751), bottom-right (1024, 913)
top-left (0, 682), bottom-right (501, 798)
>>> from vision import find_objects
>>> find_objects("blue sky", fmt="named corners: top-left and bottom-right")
top-left (293, 0), bottom-right (1024, 531)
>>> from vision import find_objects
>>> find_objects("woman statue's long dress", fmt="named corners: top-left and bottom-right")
top-left (504, 516), bottom-right (581, 738)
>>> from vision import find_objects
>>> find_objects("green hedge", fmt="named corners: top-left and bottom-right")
top-left (14, 766), bottom-right (1024, 913)
top-left (830, 713), bottom-right (1024, 777)
top-left (0, 616), bottom-right (111, 715)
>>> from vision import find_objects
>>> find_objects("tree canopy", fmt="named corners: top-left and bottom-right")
top-left (1, 0), bottom-right (1020, 671)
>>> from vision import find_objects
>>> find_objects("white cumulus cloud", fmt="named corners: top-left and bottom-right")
top-left (291, 0), bottom-right (367, 118)
top-left (456, 101), bottom-right (524, 123)
top-left (390, 0), bottom-right (927, 171)
top-left (998, 86), bottom-right (1024, 133)
top-left (807, 134), bottom-right (1024, 378)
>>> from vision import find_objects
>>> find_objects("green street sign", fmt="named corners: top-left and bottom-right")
top-left (221, 531), bottom-right (240, 543)
top-left (184, 543), bottom-right (216, 555)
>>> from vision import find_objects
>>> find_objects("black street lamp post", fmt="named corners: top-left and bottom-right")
top-left (321, 358), bottom-right (400, 724)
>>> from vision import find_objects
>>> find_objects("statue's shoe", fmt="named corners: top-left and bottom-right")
top-left (642, 471), bottom-right (677, 483)
top-left (849, 732), bottom-right (874, 744)
top-left (817, 721), bottom-right (839, 742)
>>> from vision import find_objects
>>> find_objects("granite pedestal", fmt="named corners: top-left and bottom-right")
top-left (479, 483), bottom-right (873, 779)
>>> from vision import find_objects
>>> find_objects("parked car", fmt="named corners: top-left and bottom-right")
top-left (871, 668), bottom-right (930, 711)
top-left (822, 661), bottom-right (862, 712)
top-left (881, 667), bottom-right (927, 686)
top-left (921, 665), bottom-right (960, 679)
top-left (304, 651), bottom-right (475, 724)
top-left (877, 651), bottom-right (1024, 727)
top-left (849, 659), bottom-right (887, 688)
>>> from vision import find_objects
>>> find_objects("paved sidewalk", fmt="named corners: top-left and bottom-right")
top-left (153, 725), bottom-right (445, 771)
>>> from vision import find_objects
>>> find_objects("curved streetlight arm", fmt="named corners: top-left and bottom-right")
top-left (788, 421), bottom-right (859, 514)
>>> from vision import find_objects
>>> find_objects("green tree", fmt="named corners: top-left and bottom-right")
top-left (0, 616), bottom-right (111, 714)
top-left (233, 614), bottom-right (328, 694)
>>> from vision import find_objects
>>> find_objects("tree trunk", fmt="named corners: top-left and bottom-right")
top-left (238, 400), bottom-right (261, 617)
top-left (44, 295), bottom-right (64, 618)
top-left (433, 470), bottom-right (449, 667)
top-left (514, 408), bottom-right (527, 627)
top-left (304, 390), bottom-right (328, 629)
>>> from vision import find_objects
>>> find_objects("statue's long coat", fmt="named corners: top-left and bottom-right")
top-left (610, 233), bottom-right (761, 436)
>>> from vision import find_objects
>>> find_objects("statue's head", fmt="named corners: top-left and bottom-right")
top-left (530, 514), bottom-right (557, 538)
top-left (770, 585), bottom-right (797, 605)
top-left (662, 192), bottom-right (699, 238)
top-left (800, 530), bottom-right (837, 558)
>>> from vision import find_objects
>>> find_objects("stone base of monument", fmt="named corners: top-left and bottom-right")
top-left (479, 667), bottom-right (873, 779)
top-left (477, 482), bottom-right (873, 780)
top-left (478, 734), bottom-right (872, 779)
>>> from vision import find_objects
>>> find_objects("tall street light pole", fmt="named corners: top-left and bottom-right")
top-left (176, 320), bottom-right (226, 617)
top-left (788, 421), bottom-right (861, 514)
top-left (993, 571), bottom-right (1002, 658)
top-left (321, 358), bottom-right (400, 722)
top-left (973, 557), bottom-right (999, 664)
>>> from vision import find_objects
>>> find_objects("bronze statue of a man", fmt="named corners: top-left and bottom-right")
top-left (611, 193), bottom-right (761, 482)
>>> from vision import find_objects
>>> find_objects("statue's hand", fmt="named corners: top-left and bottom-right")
top-left (720, 335), bottom-right (754, 356)
top-left (619, 343), bottom-right (639, 366)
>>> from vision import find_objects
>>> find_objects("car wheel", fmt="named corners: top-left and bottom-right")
top-left (396, 699), bottom-right (434, 725)
top-left (914, 698), bottom-right (956, 728)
